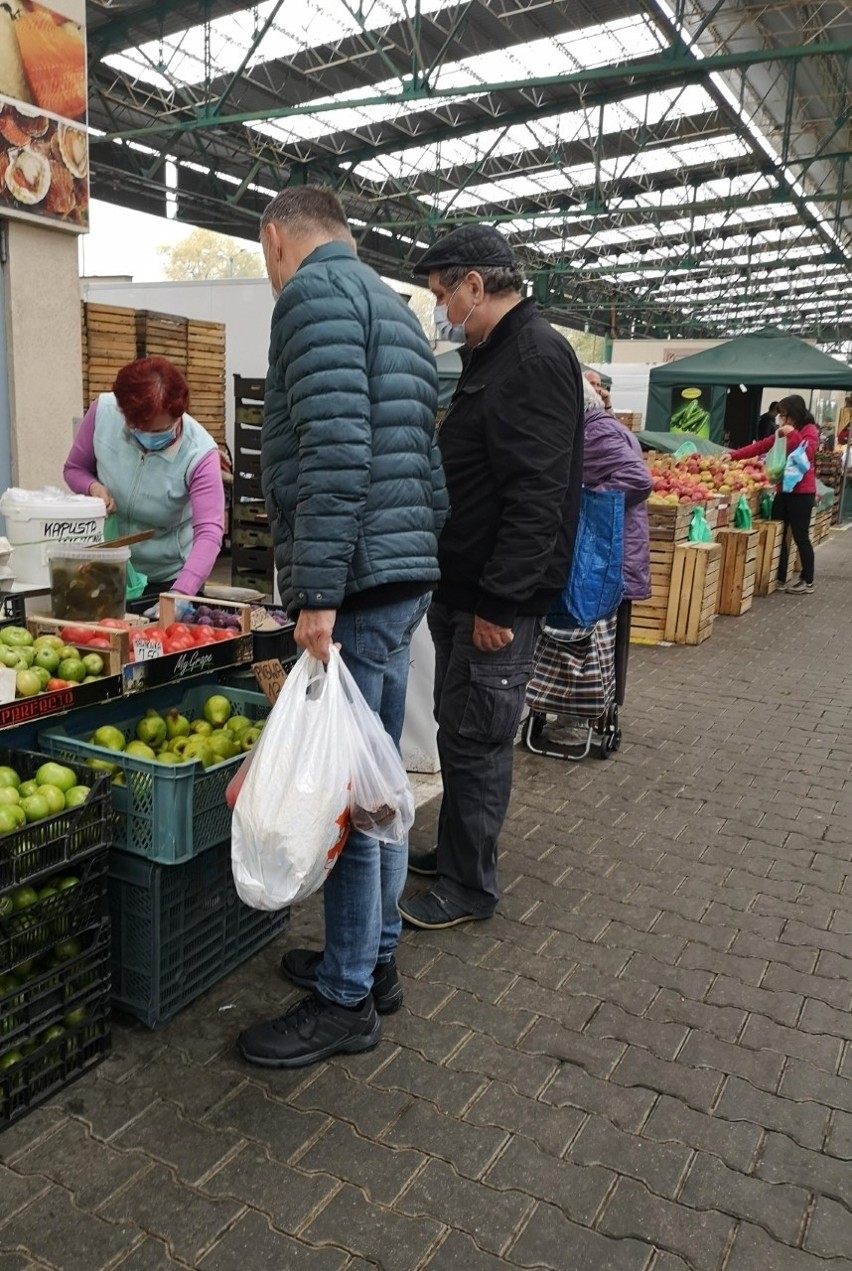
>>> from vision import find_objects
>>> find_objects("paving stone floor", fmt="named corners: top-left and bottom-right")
top-left (3, 532), bottom-right (852, 1270)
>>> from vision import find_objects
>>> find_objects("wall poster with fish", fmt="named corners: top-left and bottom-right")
top-left (0, 0), bottom-right (87, 232)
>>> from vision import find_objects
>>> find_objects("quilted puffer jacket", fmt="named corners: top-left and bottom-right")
top-left (261, 242), bottom-right (446, 612)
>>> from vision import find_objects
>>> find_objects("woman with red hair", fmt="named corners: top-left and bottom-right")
top-left (64, 357), bottom-right (225, 602)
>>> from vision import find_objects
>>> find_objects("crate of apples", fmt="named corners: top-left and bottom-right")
top-left (648, 455), bottom-right (770, 506)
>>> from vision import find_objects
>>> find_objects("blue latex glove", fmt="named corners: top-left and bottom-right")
top-left (143, 598), bottom-right (194, 622)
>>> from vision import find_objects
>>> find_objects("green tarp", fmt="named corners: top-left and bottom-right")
top-left (646, 328), bottom-right (852, 442)
top-left (637, 432), bottom-right (726, 456)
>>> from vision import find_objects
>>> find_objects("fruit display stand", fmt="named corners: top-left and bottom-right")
top-left (755, 520), bottom-right (783, 597)
top-left (663, 543), bottom-right (721, 646)
top-left (630, 501), bottom-right (700, 644)
top-left (121, 594), bottom-right (253, 694)
top-left (715, 528), bottom-right (759, 616)
top-left (0, 751), bottom-right (112, 1128)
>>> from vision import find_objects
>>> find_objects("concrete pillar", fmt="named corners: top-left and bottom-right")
top-left (4, 219), bottom-right (82, 488)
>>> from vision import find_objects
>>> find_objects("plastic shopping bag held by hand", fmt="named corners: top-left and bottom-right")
top-left (764, 433), bottom-right (787, 484)
top-left (782, 442), bottom-right (810, 494)
top-left (231, 648), bottom-right (415, 910)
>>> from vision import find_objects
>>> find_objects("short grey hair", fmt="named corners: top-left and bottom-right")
top-left (260, 187), bottom-right (350, 239)
top-left (583, 376), bottom-right (604, 412)
top-left (437, 264), bottom-right (524, 296)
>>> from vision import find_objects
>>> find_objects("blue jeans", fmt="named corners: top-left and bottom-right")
top-left (314, 592), bottom-right (430, 1006)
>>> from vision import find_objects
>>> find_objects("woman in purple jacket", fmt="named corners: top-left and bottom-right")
top-left (582, 381), bottom-right (652, 705)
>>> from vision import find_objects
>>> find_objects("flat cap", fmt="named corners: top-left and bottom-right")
top-left (413, 225), bottom-right (517, 274)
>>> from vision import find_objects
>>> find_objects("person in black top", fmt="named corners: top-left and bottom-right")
top-left (400, 226), bottom-right (584, 930)
top-left (758, 401), bottom-right (780, 439)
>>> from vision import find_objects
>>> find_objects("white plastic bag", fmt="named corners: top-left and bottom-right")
top-left (231, 647), bottom-right (414, 910)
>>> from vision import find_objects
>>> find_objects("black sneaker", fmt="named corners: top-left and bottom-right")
top-left (280, 949), bottom-right (403, 1014)
top-left (238, 993), bottom-right (381, 1069)
top-left (408, 848), bottom-right (438, 876)
top-left (399, 890), bottom-right (491, 930)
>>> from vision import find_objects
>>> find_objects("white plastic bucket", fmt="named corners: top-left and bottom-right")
top-left (0, 487), bottom-right (107, 588)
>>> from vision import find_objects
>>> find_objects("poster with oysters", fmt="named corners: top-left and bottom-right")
top-left (0, 0), bottom-right (87, 231)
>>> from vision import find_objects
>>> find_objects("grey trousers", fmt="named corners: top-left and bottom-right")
top-left (428, 602), bottom-right (539, 916)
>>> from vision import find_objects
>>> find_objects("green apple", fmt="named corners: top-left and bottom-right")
top-left (92, 726), bottom-right (126, 752)
top-left (0, 766), bottom-right (20, 789)
top-left (63, 1006), bottom-right (87, 1029)
top-left (0, 805), bottom-right (22, 834)
top-left (33, 634), bottom-right (64, 651)
top-left (56, 646), bottom-right (80, 662)
top-left (11, 886), bottom-right (38, 911)
top-left (18, 780), bottom-right (39, 799)
top-left (64, 785), bottom-right (90, 809)
top-left (33, 647), bottom-right (60, 673)
top-left (36, 784), bottom-right (66, 815)
top-left (58, 658), bottom-right (86, 684)
top-left (82, 653), bottom-right (104, 677)
top-left (0, 804), bottom-right (25, 828)
top-left (15, 669), bottom-right (42, 698)
top-left (32, 666), bottom-right (51, 690)
top-left (16, 646), bottom-right (36, 667)
top-left (125, 740), bottom-right (156, 762)
top-left (0, 786), bottom-right (20, 806)
top-left (36, 763), bottom-right (77, 793)
top-left (0, 626), bottom-right (33, 648)
top-left (21, 794), bottom-right (50, 822)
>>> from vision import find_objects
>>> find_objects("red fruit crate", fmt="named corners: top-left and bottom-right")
top-left (0, 750), bottom-right (111, 895)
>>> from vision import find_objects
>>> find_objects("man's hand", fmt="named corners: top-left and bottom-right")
top-left (294, 609), bottom-right (337, 663)
top-left (473, 616), bottom-right (514, 653)
top-left (89, 481), bottom-right (116, 515)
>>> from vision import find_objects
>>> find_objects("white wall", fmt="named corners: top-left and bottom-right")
top-left (81, 277), bottom-right (276, 452)
top-left (6, 220), bottom-right (83, 487)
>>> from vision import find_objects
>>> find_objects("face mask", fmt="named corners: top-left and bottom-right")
top-left (434, 280), bottom-right (476, 345)
top-left (132, 428), bottom-right (177, 451)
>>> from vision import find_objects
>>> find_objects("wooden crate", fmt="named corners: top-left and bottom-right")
top-left (187, 319), bottom-right (226, 441)
top-left (136, 310), bottom-right (189, 371)
top-left (646, 502), bottom-right (695, 544)
top-left (664, 542), bottom-right (721, 645)
top-left (629, 543), bottom-right (675, 644)
top-left (716, 528), bottom-right (759, 616)
top-left (755, 519), bottom-right (783, 596)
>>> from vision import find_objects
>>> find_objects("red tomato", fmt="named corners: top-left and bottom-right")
top-left (212, 629), bottom-right (233, 642)
top-left (59, 625), bottom-right (93, 646)
top-left (86, 637), bottom-right (112, 651)
top-left (191, 625), bottom-right (215, 642)
top-left (132, 627), bottom-right (165, 644)
top-left (46, 678), bottom-right (70, 692)
top-left (164, 635), bottom-right (194, 655)
top-left (98, 618), bottom-right (131, 630)
top-left (165, 623), bottom-right (192, 640)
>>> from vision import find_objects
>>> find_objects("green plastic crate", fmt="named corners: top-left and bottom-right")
top-left (39, 686), bottom-right (268, 866)
top-left (108, 840), bottom-right (289, 1028)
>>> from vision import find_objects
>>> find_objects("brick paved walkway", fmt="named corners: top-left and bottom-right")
top-left (3, 532), bottom-right (852, 1271)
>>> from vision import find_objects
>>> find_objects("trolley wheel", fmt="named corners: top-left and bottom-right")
top-left (610, 705), bottom-right (622, 752)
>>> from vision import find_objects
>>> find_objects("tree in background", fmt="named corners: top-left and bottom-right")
top-left (159, 228), bottom-right (265, 281)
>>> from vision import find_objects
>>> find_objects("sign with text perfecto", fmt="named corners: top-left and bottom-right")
top-left (0, 0), bottom-right (89, 233)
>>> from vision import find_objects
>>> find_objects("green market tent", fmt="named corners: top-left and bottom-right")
top-left (647, 328), bottom-right (852, 444)
top-left (637, 432), bottom-right (726, 457)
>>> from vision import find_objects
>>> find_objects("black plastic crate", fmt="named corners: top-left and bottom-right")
top-left (1, 850), bottom-right (109, 977)
top-left (0, 593), bottom-right (25, 627)
top-left (234, 374), bottom-right (265, 402)
top-left (108, 840), bottom-right (290, 1028)
top-left (0, 751), bottom-right (111, 896)
top-left (0, 961), bottom-right (111, 1130)
top-left (253, 619), bottom-right (298, 666)
top-left (0, 920), bottom-right (110, 1051)
top-left (232, 544), bottom-right (273, 575)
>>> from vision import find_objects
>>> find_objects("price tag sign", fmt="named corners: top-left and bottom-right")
top-left (133, 639), bottom-right (164, 663)
top-left (253, 659), bottom-right (287, 707)
top-left (0, 667), bottom-right (16, 704)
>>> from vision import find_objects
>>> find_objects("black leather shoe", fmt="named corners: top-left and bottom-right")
top-left (280, 949), bottom-right (403, 1014)
top-left (408, 848), bottom-right (438, 876)
top-left (238, 993), bottom-right (381, 1068)
top-left (399, 891), bottom-right (491, 930)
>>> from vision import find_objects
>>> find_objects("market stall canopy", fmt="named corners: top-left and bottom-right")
top-left (649, 328), bottom-right (852, 388)
top-left (637, 432), bottom-right (726, 456)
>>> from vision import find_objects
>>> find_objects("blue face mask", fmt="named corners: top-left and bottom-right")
top-left (132, 428), bottom-right (177, 451)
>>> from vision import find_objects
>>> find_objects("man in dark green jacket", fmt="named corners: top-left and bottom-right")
top-left (239, 187), bottom-right (447, 1069)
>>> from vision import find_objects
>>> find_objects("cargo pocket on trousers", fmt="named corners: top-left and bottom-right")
top-left (458, 664), bottom-right (530, 745)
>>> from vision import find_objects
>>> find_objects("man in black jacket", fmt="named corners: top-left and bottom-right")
top-left (400, 226), bottom-right (584, 930)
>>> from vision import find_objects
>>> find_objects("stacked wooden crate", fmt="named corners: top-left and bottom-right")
top-left (754, 519), bottom-right (783, 596)
top-left (186, 320), bottom-right (227, 444)
top-left (614, 411), bottom-right (643, 432)
top-left (663, 543), bottom-right (721, 645)
top-left (81, 303), bottom-right (137, 402)
top-left (629, 502), bottom-right (693, 644)
top-left (715, 528), bottom-right (759, 616)
top-left (136, 310), bottom-right (188, 373)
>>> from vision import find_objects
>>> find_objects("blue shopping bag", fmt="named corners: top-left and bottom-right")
top-left (782, 442), bottom-right (810, 493)
top-left (553, 488), bottom-right (625, 629)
